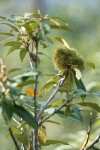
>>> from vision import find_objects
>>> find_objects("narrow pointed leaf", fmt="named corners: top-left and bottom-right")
top-left (74, 76), bottom-right (86, 101)
top-left (4, 41), bottom-right (22, 47)
top-left (77, 102), bottom-right (100, 113)
top-left (8, 68), bottom-right (21, 74)
top-left (7, 46), bottom-right (20, 56)
top-left (0, 32), bottom-right (14, 36)
top-left (13, 105), bottom-right (38, 128)
top-left (1, 23), bottom-right (19, 32)
top-left (86, 62), bottom-right (95, 69)
top-left (54, 36), bottom-right (70, 48)
top-left (41, 140), bottom-right (69, 146)
top-left (20, 49), bottom-right (27, 62)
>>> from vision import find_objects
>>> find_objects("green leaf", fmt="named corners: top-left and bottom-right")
top-left (53, 36), bottom-right (70, 48)
top-left (8, 68), bottom-right (21, 74)
top-left (48, 18), bottom-right (60, 26)
top-left (41, 139), bottom-right (69, 146)
top-left (0, 16), bottom-right (7, 20)
top-left (91, 146), bottom-right (100, 150)
top-left (2, 100), bottom-right (13, 121)
top-left (7, 46), bottom-right (20, 56)
top-left (1, 23), bottom-right (19, 32)
top-left (50, 25), bottom-right (71, 31)
top-left (39, 76), bottom-right (58, 93)
top-left (77, 102), bottom-right (100, 112)
top-left (74, 89), bottom-right (88, 96)
top-left (45, 120), bottom-right (60, 125)
top-left (20, 49), bottom-right (27, 62)
top-left (0, 32), bottom-right (14, 36)
top-left (51, 100), bottom-right (65, 107)
top-left (4, 41), bottom-right (22, 47)
top-left (38, 129), bottom-right (46, 144)
top-left (74, 76), bottom-right (86, 101)
top-left (14, 133), bottom-right (28, 146)
top-left (18, 80), bottom-right (37, 88)
top-left (13, 104), bottom-right (38, 128)
top-left (64, 107), bottom-right (72, 117)
top-left (86, 61), bottom-right (95, 69)
top-left (51, 16), bottom-right (68, 24)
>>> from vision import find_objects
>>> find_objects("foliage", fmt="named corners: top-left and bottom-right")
top-left (0, 11), bottom-right (100, 150)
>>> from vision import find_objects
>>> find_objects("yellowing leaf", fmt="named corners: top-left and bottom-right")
top-left (54, 36), bottom-right (70, 49)
top-left (74, 68), bottom-right (82, 80)
top-left (38, 129), bottom-right (46, 144)
top-left (25, 89), bottom-right (42, 97)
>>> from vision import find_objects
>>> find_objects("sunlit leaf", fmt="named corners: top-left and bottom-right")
top-left (25, 89), bottom-right (42, 97)
top-left (48, 18), bottom-right (60, 26)
top-left (38, 129), bottom-right (46, 144)
top-left (86, 61), bottom-right (95, 69)
top-left (74, 67), bottom-right (82, 80)
top-left (53, 36), bottom-right (70, 48)
top-left (41, 139), bottom-right (69, 146)
top-left (77, 102), bottom-right (100, 112)
top-left (13, 104), bottom-right (37, 128)
top-left (39, 81), bottom-right (56, 93)
top-left (50, 25), bottom-right (71, 31)
top-left (52, 100), bottom-right (65, 107)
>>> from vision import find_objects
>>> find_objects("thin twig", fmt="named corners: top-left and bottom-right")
top-left (26, 41), bottom-right (39, 150)
top-left (86, 135), bottom-right (100, 150)
top-left (33, 39), bottom-right (39, 150)
top-left (80, 113), bottom-right (92, 150)
top-left (39, 96), bottom-right (74, 126)
top-left (37, 67), bottom-right (70, 121)
top-left (9, 128), bottom-right (20, 150)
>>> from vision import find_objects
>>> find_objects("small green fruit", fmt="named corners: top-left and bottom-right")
top-left (53, 46), bottom-right (84, 72)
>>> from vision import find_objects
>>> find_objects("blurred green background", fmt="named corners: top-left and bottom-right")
top-left (0, 0), bottom-right (100, 149)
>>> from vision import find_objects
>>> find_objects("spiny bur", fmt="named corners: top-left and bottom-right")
top-left (53, 46), bottom-right (84, 72)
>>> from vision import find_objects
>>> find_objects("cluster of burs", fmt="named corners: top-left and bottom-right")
top-left (53, 46), bottom-right (84, 72)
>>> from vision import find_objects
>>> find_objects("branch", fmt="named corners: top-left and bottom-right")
top-left (37, 67), bottom-right (70, 121)
top-left (9, 127), bottom-right (20, 150)
top-left (86, 135), bottom-right (100, 150)
top-left (80, 113), bottom-right (92, 150)
top-left (26, 40), bottom-right (39, 150)
top-left (39, 96), bottom-right (74, 126)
